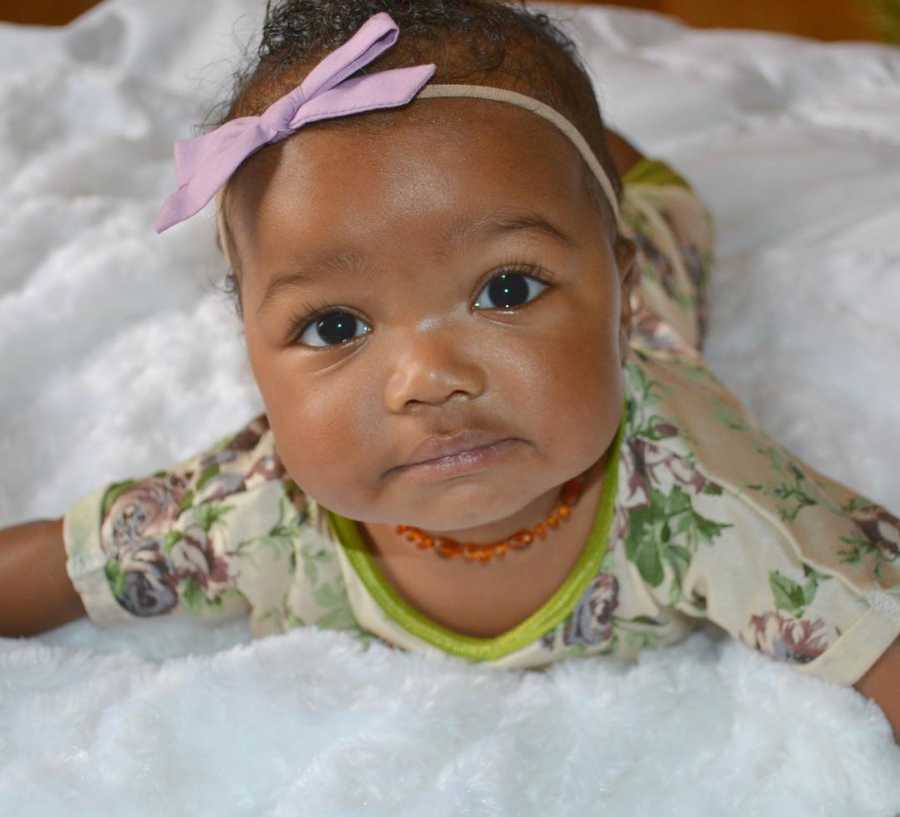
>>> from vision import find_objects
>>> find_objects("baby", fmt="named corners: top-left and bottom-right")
top-left (1, 0), bottom-right (898, 740)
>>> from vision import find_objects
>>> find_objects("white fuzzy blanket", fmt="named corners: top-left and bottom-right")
top-left (1, 2), bottom-right (899, 814)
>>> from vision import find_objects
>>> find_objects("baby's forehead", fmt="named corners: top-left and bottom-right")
top-left (226, 98), bottom-right (605, 246)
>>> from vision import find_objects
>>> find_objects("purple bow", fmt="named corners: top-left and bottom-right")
top-left (155, 12), bottom-right (435, 233)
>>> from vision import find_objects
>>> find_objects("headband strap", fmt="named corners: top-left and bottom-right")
top-left (418, 84), bottom-right (621, 228)
top-left (160, 11), bottom-right (623, 238)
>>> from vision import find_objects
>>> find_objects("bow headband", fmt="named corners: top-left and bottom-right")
top-left (155, 11), bottom-right (623, 235)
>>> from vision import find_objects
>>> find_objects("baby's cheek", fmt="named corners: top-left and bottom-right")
top-left (564, 356), bottom-right (623, 453)
top-left (506, 329), bottom-right (620, 467)
top-left (266, 382), bottom-right (381, 512)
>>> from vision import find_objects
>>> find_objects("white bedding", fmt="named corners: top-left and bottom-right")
top-left (1, 2), bottom-right (899, 814)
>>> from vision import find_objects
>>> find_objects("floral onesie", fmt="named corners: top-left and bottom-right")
top-left (62, 157), bottom-right (900, 683)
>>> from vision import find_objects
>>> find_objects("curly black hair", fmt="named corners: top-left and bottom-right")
top-left (210, 0), bottom-right (623, 319)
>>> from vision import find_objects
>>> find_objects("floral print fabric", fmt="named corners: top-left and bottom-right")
top-left (62, 158), bottom-right (900, 684)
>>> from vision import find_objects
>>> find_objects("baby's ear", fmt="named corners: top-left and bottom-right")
top-left (614, 235), bottom-right (640, 363)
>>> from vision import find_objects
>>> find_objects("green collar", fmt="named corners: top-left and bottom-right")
top-left (325, 414), bottom-right (624, 662)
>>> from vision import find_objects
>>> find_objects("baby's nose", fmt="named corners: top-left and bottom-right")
top-left (383, 326), bottom-right (485, 412)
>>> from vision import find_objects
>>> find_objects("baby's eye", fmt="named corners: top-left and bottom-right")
top-left (292, 268), bottom-right (551, 349)
top-left (473, 269), bottom-right (550, 311)
top-left (295, 310), bottom-right (371, 349)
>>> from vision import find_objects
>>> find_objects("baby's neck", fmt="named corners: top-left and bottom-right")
top-left (358, 462), bottom-right (609, 638)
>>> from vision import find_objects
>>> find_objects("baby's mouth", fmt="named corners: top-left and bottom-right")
top-left (400, 429), bottom-right (514, 469)
top-left (389, 438), bottom-right (522, 482)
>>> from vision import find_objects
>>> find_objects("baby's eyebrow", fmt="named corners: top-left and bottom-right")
top-left (256, 208), bottom-right (578, 318)
top-left (445, 209), bottom-right (579, 254)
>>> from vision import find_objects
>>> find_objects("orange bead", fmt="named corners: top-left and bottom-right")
top-left (558, 505), bottom-right (571, 520)
top-left (467, 545), bottom-right (490, 560)
top-left (509, 530), bottom-right (532, 549)
top-left (563, 485), bottom-right (583, 505)
top-left (534, 522), bottom-right (547, 539)
top-left (437, 539), bottom-right (462, 559)
top-left (547, 512), bottom-right (559, 528)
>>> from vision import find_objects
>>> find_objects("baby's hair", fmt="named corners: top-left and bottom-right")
top-left (207, 0), bottom-right (624, 320)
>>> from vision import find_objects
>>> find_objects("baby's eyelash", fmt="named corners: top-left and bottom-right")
top-left (285, 298), bottom-right (335, 345)
top-left (499, 261), bottom-right (556, 286)
top-left (286, 262), bottom-right (555, 345)
top-left (289, 298), bottom-right (334, 328)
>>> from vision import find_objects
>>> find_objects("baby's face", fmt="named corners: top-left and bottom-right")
top-left (226, 99), bottom-right (636, 533)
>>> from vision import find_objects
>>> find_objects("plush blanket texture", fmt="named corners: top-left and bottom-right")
top-left (1, 2), bottom-right (899, 814)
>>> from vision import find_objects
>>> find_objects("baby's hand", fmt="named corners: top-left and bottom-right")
top-left (0, 518), bottom-right (85, 637)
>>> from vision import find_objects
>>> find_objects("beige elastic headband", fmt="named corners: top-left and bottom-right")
top-left (216, 84), bottom-right (624, 269)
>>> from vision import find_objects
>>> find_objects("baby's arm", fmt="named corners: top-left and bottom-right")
top-left (0, 518), bottom-right (85, 637)
top-left (854, 637), bottom-right (900, 743)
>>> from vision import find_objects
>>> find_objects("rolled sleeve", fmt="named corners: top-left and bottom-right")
top-left (63, 484), bottom-right (136, 627)
top-left (794, 595), bottom-right (900, 686)
top-left (58, 414), bottom-right (292, 629)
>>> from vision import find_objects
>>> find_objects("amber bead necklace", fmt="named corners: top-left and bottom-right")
top-left (395, 476), bottom-right (586, 566)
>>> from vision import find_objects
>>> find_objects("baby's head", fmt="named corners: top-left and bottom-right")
top-left (194, 1), bottom-right (639, 537)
